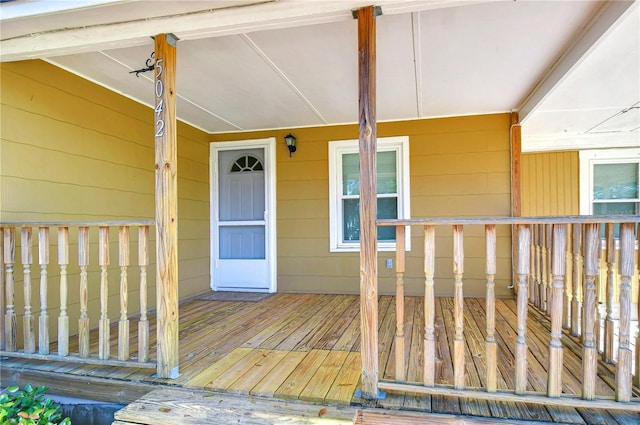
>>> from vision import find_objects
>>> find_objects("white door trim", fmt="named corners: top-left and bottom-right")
top-left (209, 137), bottom-right (277, 293)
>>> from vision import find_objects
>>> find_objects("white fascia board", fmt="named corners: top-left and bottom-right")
top-left (522, 132), bottom-right (640, 153)
top-left (0, 0), bottom-right (502, 62)
top-left (517, 0), bottom-right (638, 123)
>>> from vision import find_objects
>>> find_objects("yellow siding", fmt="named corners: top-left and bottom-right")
top-left (0, 60), bottom-right (211, 339)
top-left (210, 114), bottom-right (512, 297)
top-left (521, 151), bottom-right (579, 216)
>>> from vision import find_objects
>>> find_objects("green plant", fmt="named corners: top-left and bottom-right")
top-left (0, 384), bottom-right (71, 425)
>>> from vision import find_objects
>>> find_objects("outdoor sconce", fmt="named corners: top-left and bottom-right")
top-left (284, 133), bottom-right (297, 157)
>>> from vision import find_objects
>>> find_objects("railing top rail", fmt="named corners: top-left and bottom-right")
top-left (0, 220), bottom-right (154, 228)
top-left (378, 215), bottom-right (640, 226)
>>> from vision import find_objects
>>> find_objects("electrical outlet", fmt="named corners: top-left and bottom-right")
top-left (386, 258), bottom-right (393, 269)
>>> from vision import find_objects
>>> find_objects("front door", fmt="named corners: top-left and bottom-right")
top-left (210, 138), bottom-right (276, 292)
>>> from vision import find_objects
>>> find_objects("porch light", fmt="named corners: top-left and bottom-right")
top-left (284, 133), bottom-right (297, 157)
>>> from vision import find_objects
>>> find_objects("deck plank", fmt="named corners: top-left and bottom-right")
top-left (250, 350), bottom-right (307, 398)
top-left (300, 350), bottom-right (350, 402)
top-left (226, 349), bottom-right (289, 394)
top-left (325, 351), bottom-right (362, 405)
top-left (275, 349), bottom-right (330, 400)
top-left (185, 347), bottom-right (253, 388)
top-left (205, 349), bottom-right (273, 392)
top-left (431, 298), bottom-right (461, 414)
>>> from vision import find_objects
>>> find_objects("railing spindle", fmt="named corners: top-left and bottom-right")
top-left (635, 227), bottom-right (640, 387)
top-left (138, 225), bottom-right (150, 363)
top-left (562, 228), bottom-right (571, 330)
top-left (548, 224), bottom-right (566, 397)
top-left (0, 228), bottom-right (4, 351)
top-left (515, 224), bottom-right (530, 395)
top-left (582, 223), bottom-right (599, 399)
top-left (38, 227), bottom-right (50, 355)
top-left (58, 227), bottom-right (69, 356)
top-left (453, 224), bottom-right (465, 389)
top-left (4, 227), bottom-right (16, 351)
top-left (485, 224), bottom-right (497, 392)
top-left (546, 224), bottom-right (553, 317)
top-left (616, 222), bottom-right (634, 402)
top-left (540, 224), bottom-right (548, 311)
top-left (423, 225), bottom-right (435, 386)
top-left (21, 227), bottom-right (35, 353)
top-left (394, 225), bottom-right (406, 382)
top-left (118, 226), bottom-right (130, 361)
top-left (78, 226), bottom-right (90, 358)
top-left (98, 226), bottom-right (110, 360)
top-left (531, 224), bottom-right (539, 305)
top-left (571, 224), bottom-right (582, 337)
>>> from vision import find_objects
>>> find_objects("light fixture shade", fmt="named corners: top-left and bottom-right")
top-left (284, 133), bottom-right (297, 157)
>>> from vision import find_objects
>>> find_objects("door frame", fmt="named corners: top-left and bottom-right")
top-left (209, 137), bottom-right (277, 293)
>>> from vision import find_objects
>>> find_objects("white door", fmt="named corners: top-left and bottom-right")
top-left (210, 139), bottom-right (276, 292)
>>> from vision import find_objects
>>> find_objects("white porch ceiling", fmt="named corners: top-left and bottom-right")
top-left (1, 0), bottom-right (638, 151)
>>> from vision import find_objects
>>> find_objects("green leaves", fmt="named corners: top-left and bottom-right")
top-left (0, 385), bottom-right (70, 425)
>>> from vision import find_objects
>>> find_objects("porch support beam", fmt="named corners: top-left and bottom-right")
top-left (154, 33), bottom-right (180, 379)
top-left (356, 5), bottom-right (379, 401)
top-left (517, 0), bottom-right (636, 122)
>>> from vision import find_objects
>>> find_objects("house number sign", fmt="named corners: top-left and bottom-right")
top-left (154, 57), bottom-right (165, 138)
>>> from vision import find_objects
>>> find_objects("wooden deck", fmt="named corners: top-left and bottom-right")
top-left (2, 293), bottom-right (639, 424)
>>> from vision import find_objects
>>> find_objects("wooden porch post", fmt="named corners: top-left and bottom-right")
top-left (154, 33), bottom-right (180, 379)
top-left (356, 5), bottom-right (379, 401)
top-left (511, 113), bottom-right (521, 293)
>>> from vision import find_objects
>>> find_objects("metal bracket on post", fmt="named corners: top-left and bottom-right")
top-left (354, 389), bottom-right (387, 400)
top-left (352, 5), bottom-right (382, 19)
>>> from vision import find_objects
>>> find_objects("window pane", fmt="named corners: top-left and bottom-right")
top-left (342, 153), bottom-right (360, 196)
top-left (593, 202), bottom-right (638, 215)
top-left (377, 151), bottom-right (397, 194)
top-left (594, 163), bottom-right (638, 200)
top-left (342, 197), bottom-right (398, 242)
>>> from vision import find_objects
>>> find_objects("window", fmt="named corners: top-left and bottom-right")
top-left (329, 136), bottom-right (410, 252)
top-left (579, 149), bottom-right (640, 216)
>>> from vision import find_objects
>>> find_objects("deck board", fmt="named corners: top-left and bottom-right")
top-left (2, 293), bottom-right (638, 424)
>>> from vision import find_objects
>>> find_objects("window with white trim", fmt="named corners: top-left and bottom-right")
top-left (579, 149), bottom-right (640, 216)
top-left (328, 136), bottom-right (410, 252)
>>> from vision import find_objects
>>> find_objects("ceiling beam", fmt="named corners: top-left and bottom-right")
top-left (517, 0), bottom-right (637, 123)
top-left (0, 0), bottom-right (502, 62)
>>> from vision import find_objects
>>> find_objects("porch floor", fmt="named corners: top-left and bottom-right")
top-left (1, 293), bottom-right (639, 424)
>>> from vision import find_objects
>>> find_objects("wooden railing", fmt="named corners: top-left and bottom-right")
top-left (377, 216), bottom-right (640, 411)
top-left (0, 221), bottom-right (155, 369)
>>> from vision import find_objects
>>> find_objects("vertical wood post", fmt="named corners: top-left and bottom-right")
top-left (356, 6), bottom-right (379, 400)
top-left (139, 225), bottom-right (150, 363)
top-left (21, 227), bottom-right (35, 353)
top-left (98, 226), bottom-right (110, 360)
top-left (603, 223), bottom-right (615, 363)
top-left (453, 225), bottom-right (465, 389)
top-left (38, 227), bottom-right (50, 354)
top-left (545, 224), bottom-right (553, 317)
top-left (78, 226), bottom-right (90, 358)
top-left (571, 224), bottom-right (582, 337)
top-left (485, 224), bottom-right (497, 392)
top-left (58, 227), bottom-right (69, 356)
top-left (582, 223), bottom-right (599, 399)
top-left (423, 225), bottom-right (436, 386)
top-left (547, 224), bottom-right (566, 397)
top-left (515, 224), bottom-right (530, 395)
top-left (118, 226), bottom-right (130, 361)
top-left (531, 225), bottom-right (539, 304)
top-left (4, 228), bottom-right (16, 351)
top-left (155, 33), bottom-right (180, 379)
top-left (0, 228), bottom-right (4, 351)
top-left (394, 225), bottom-right (405, 382)
top-left (529, 224), bottom-right (536, 304)
top-left (616, 222), bottom-right (634, 402)
top-left (563, 230), bottom-right (572, 330)
top-left (510, 113), bottom-right (521, 294)
top-left (635, 228), bottom-right (640, 387)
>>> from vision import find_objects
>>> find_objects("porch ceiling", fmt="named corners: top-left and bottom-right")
top-left (1, 0), bottom-right (638, 151)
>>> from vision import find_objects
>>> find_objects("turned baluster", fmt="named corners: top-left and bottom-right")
top-left (616, 222), bottom-right (634, 402)
top-left (515, 224), bottom-right (530, 395)
top-left (453, 225), bottom-right (465, 389)
top-left (98, 226), bottom-right (110, 360)
top-left (423, 225), bottom-right (436, 386)
top-left (38, 227), bottom-right (50, 355)
top-left (563, 226), bottom-right (572, 330)
top-left (571, 224), bottom-right (582, 337)
top-left (118, 226), bottom-right (130, 361)
top-left (138, 225), bottom-right (150, 363)
top-left (545, 224), bottom-right (553, 317)
top-left (485, 224), bottom-right (497, 392)
top-left (78, 227), bottom-right (90, 358)
top-left (540, 224), bottom-right (547, 311)
top-left (582, 223), bottom-right (599, 399)
top-left (531, 224), bottom-right (538, 304)
top-left (20, 228), bottom-right (35, 353)
top-left (4, 227), bottom-right (16, 351)
top-left (635, 227), bottom-right (640, 387)
top-left (548, 224), bottom-right (566, 397)
top-left (58, 227), bottom-right (69, 356)
top-left (394, 225), bottom-right (406, 382)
